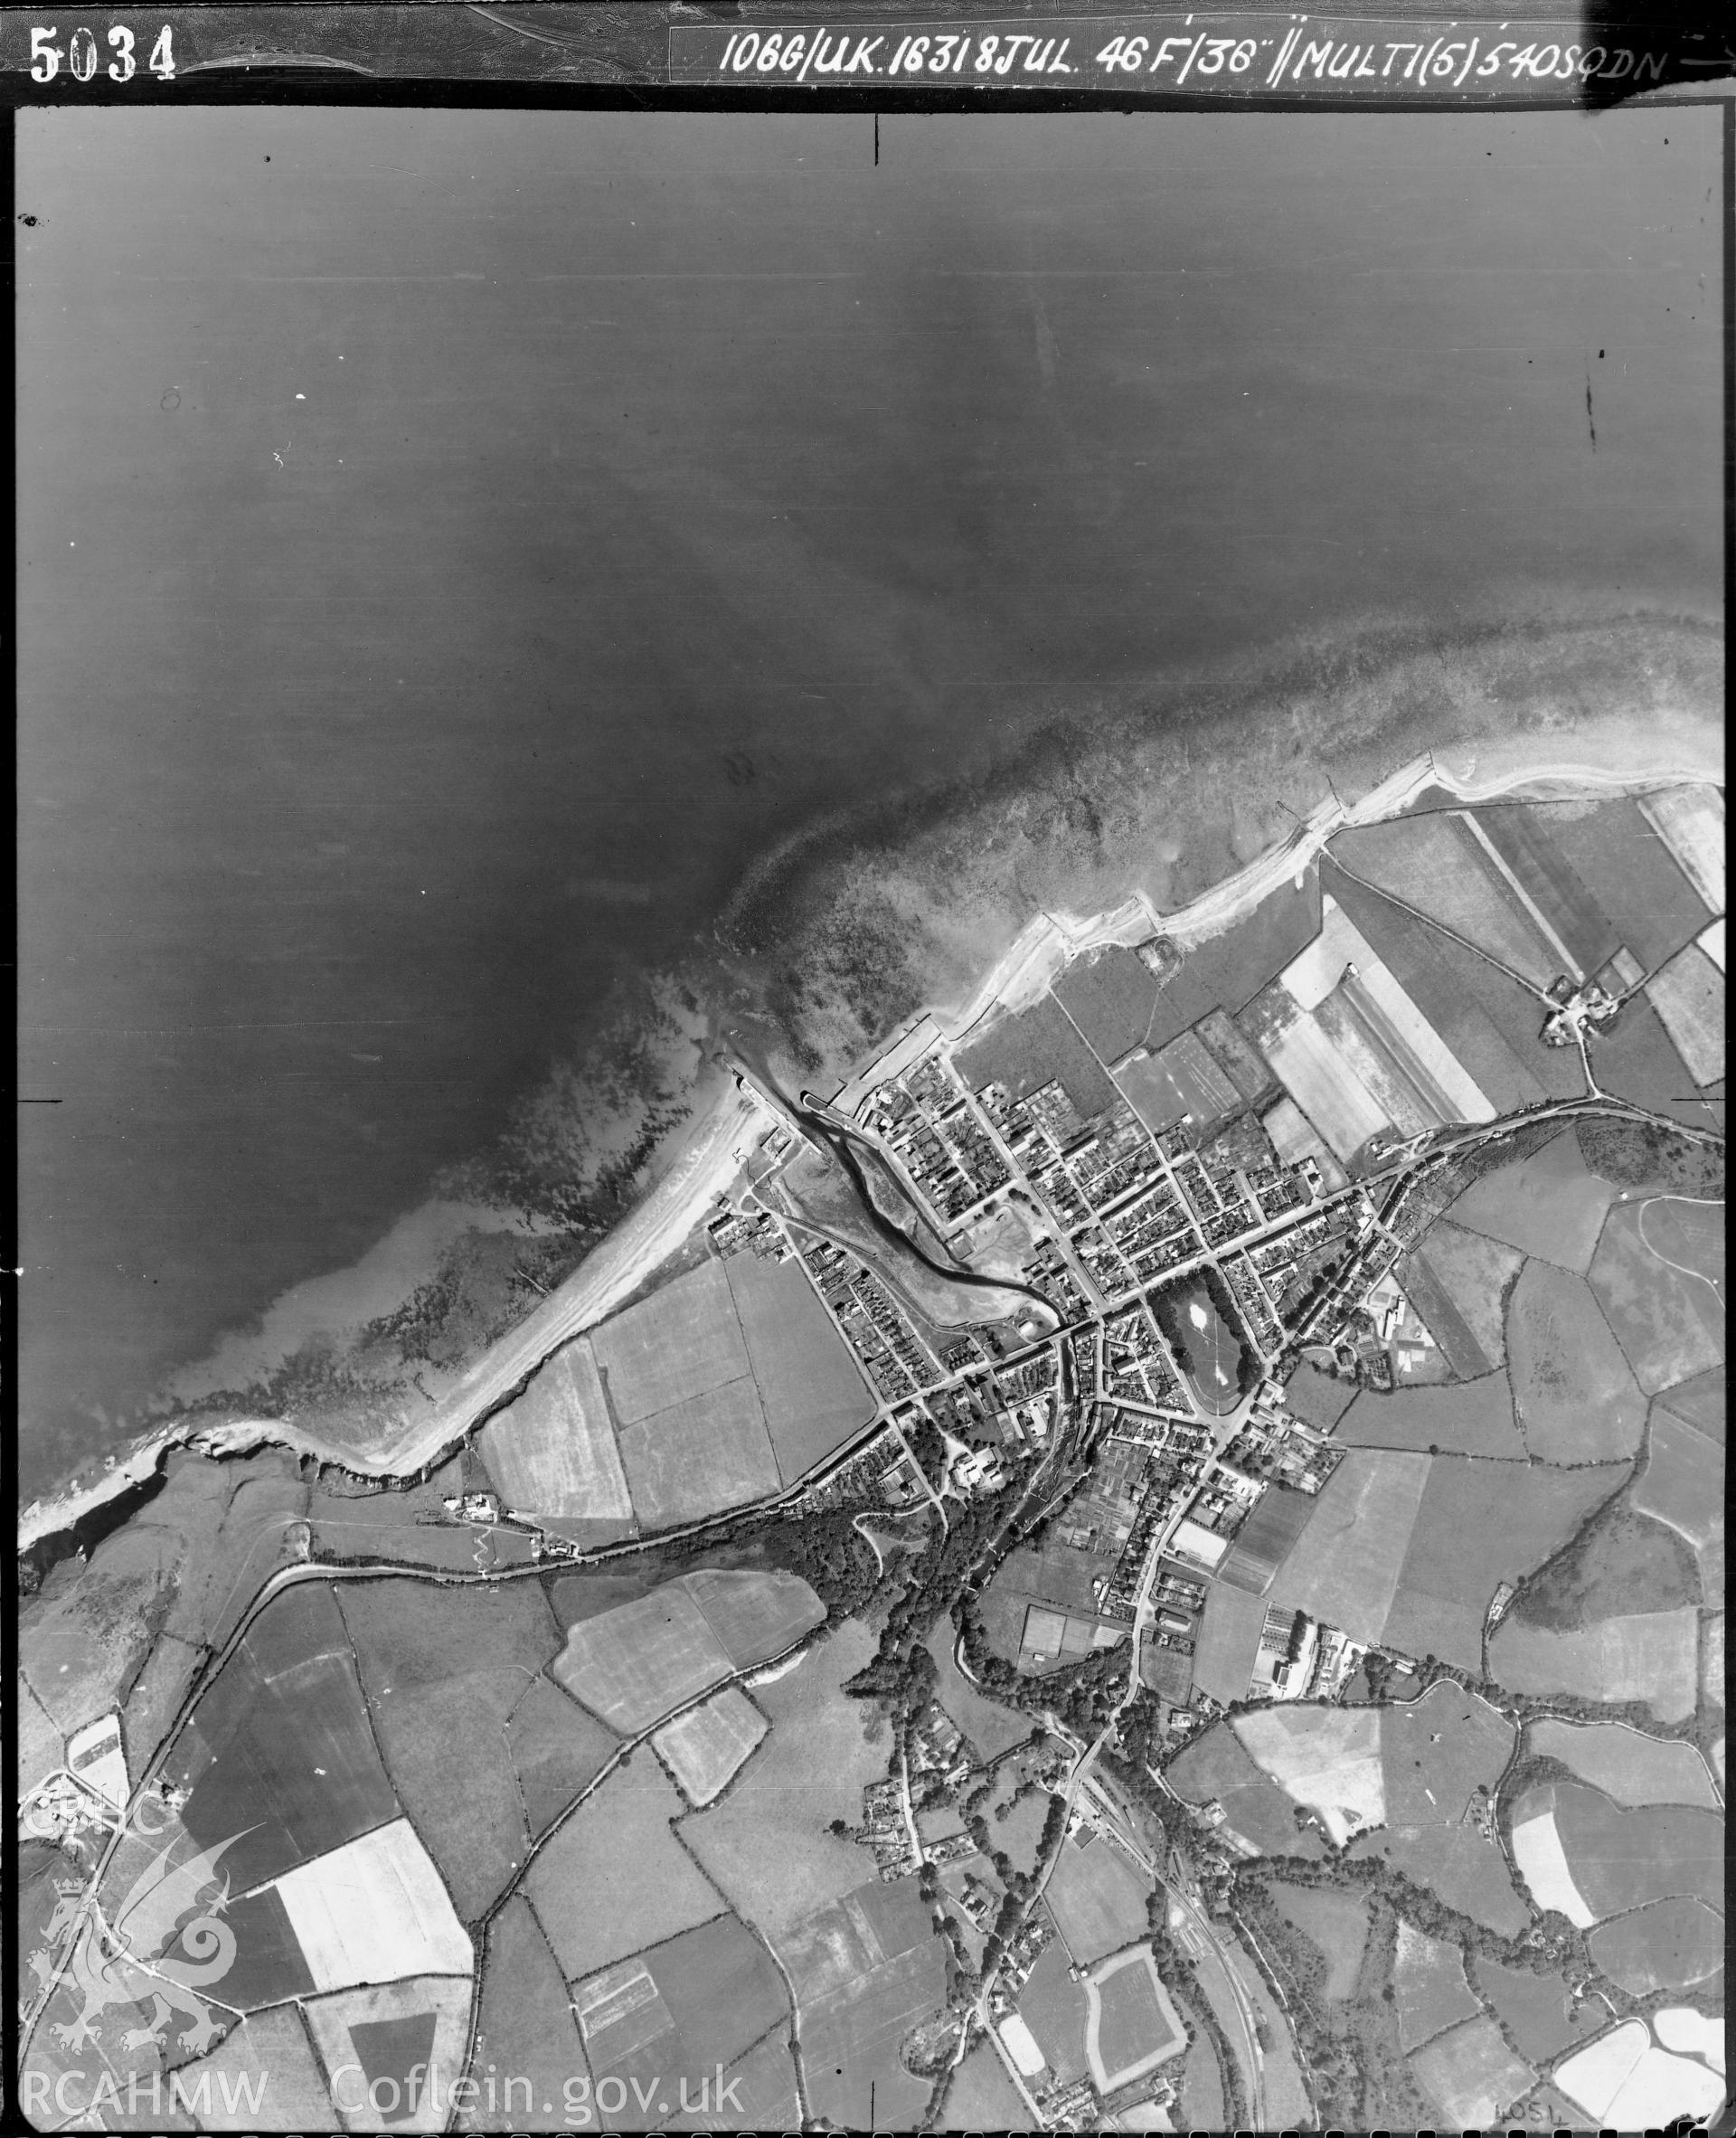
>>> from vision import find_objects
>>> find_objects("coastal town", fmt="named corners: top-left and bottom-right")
top-left (18, 761), bottom-right (1725, 2135)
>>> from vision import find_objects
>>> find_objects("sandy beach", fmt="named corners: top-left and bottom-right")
top-left (21, 692), bottom-right (1722, 1560)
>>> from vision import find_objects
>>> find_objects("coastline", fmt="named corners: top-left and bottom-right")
top-left (18, 715), bottom-right (1722, 1563)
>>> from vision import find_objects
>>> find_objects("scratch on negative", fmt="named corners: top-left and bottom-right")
top-left (1584, 371), bottom-right (1598, 451)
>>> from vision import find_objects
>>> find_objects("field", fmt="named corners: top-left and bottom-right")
top-left (781, 1878), bottom-right (948, 2133)
top-left (552, 1582), bottom-right (732, 1735)
top-left (1266, 1448), bottom-right (1430, 1649)
top-left (1506, 1262), bottom-right (1646, 1462)
top-left (1586, 1897), bottom-right (1726, 1994)
top-left (940, 2039), bottom-right (1035, 2130)
top-left (1043, 1831), bottom-right (1153, 1964)
top-left (1321, 869), bottom-right (1564, 1116)
top-left (924, 1620), bottom-right (1033, 1760)
top-left (1549, 1782), bottom-right (1723, 1918)
top-left (1242, 990), bottom-right (1392, 1160)
top-left (480, 1338), bottom-right (635, 1541)
top-left (1338, 1372), bottom-right (1522, 1459)
top-left (1475, 806), bottom-right (1620, 976)
top-left (300, 1974), bottom-right (472, 2134)
top-left (702, 2030), bottom-right (802, 2130)
top-left (1446, 1129), bottom-right (1618, 1273)
top-left (1557, 2024), bottom-right (1727, 2132)
top-left (1646, 941), bottom-right (1724, 1085)
top-left (722, 1248), bottom-right (873, 1481)
top-left (1524, 1717), bottom-right (1720, 1808)
top-left (1387, 1251), bottom-right (1491, 1379)
top-left (1280, 1361), bottom-right (1358, 1430)
top-left (462, 1897), bottom-right (589, 2133)
top-left (1637, 784), bottom-right (1724, 911)
top-left (678, 1622), bottom-right (893, 1944)
top-left (653, 1689), bottom-right (768, 1806)
top-left (618, 1375), bottom-right (783, 1530)
top-left (1270, 1884), bottom-right (1368, 2000)
top-left (1150, 1273), bottom-right (1244, 1414)
top-left (1590, 1199), bottom-right (1724, 1394)
top-left (338, 1579), bottom-right (563, 1920)
top-left (684, 1566), bottom-right (826, 1669)
top-left (505, 1676), bottom-right (620, 1836)
top-left (1351, 1822), bottom-right (1530, 1935)
top-left (1166, 1717), bottom-right (1325, 1857)
top-left (1381, 1457), bottom-right (1620, 1671)
top-left (175, 2005), bottom-right (338, 2133)
top-left (1637, 1408), bottom-right (1725, 1557)
top-left (956, 993), bottom-right (1118, 1116)
top-left (1381, 1682), bottom-right (1513, 1825)
top-left (1660, 1363), bottom-right (1724, 1443)
top-left (1088, 1948), bottom-right (1185, 2086)
top-left (1116, 1026), bottom-right (1242, 1136)
top-left (527, 1760), bottom-right (724, 1979)
top-left (1508, 1792), bottom-right (1595, 1925)
top-left (1015, 1936), bottom-right (1092, 2083)
top-left (266, 1818), bottom-right (472, 1991)
top-left (1512, 1481), bottom-right (1699, 1632)
top-left (1531, 795), bottom-right (1714, 972)
top-left (573, 1912), bottom-right (788, 2129)
top-left (1410, 1221), bottom-right (1525, 1365)
top-left (162, 1581), bottom-right (400, 1893)
top-left (590, 1260), bottom-right (750, 1424)
top-left (1469, 1956), bottom-right (1595, 2062)
top-left (1187, 1580), bottom-right (1264, 1706)
top-left (1491, 1607), bottom-right (1701, 1721)
top-left (1176, 1999), bottom-right (1226, 2128)
top-left (1392, 1920), bottom-right (1480, 2051)
top-left (1218, 1482), bottom-right (1320, 1593)
top-left (1409, 2011), bottom-right (1535, 2127)
top-left (1236, 1707), bottom-right (1384, 1845)
top-left (1338, 812), bottom-right (1561, 987)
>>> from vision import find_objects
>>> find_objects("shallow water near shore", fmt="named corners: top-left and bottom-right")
top-left (17, 107), bottom-right (1722, 1500)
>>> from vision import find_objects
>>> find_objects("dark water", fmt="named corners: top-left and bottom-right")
top-left (17, 109), bottom-right (1719, 1496)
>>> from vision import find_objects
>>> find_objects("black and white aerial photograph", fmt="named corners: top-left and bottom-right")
top-left (14, 14), bottom-right (1727, 2133)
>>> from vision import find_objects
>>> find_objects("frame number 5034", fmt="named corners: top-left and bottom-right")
top-left (30, 23), bottom-right (175, 80)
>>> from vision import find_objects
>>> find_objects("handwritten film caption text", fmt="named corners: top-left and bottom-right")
top-left (675, 23), bottom-right (1682, 91)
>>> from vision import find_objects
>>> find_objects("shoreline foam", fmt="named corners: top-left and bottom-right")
top-left (18, 724), bottom-right (1722, 1563)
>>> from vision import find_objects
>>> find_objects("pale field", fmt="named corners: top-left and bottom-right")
top-left (480, 1336), bottom-right (633, 1523)
top-left (1491, 1607), bottom-right (1701, 1723)
top-left (1235, 1699), bottom-right (1384, 1844)
top-left (1508, 1801), bottom-right (1595, 1927)
top-left (653, 1685), bottom-right (769, 1806)
top-left (269, 1816), bottom-right (474, 1991)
